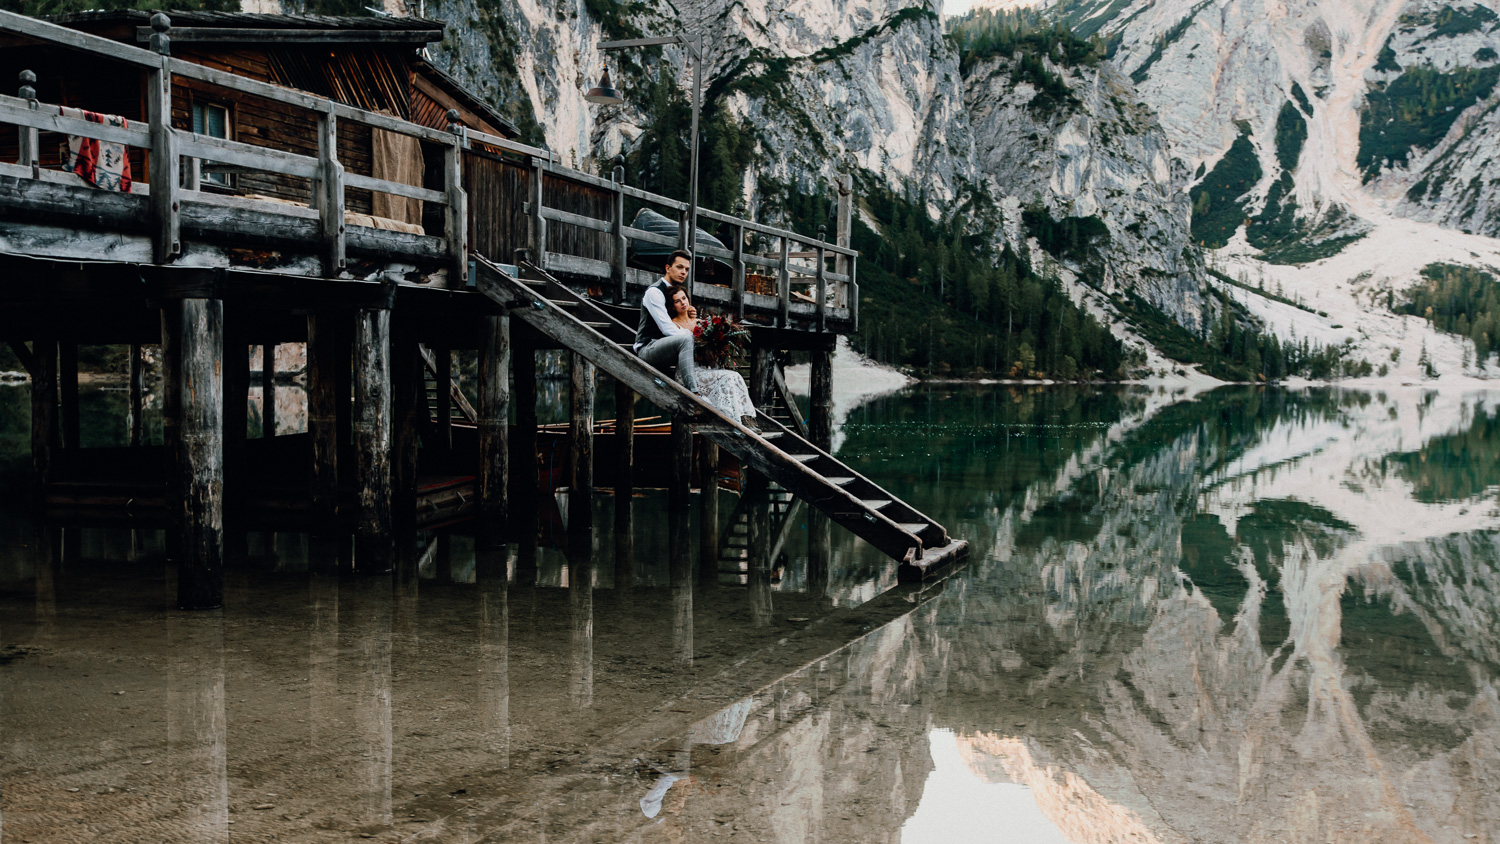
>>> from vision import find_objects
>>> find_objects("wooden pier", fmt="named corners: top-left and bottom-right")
top-left (0, 9), bottom-right (966, 608)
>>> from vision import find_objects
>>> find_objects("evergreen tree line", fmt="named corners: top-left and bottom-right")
top-left (947, 7), bottom-right (1104, 71)
top-left (1396, 264), bottom-right (1500, 363)
top-left (839, 188), bottom-right (1125, 379)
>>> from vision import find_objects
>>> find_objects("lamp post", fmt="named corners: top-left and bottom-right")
top-left (586, 33), bottom-right (704, 284)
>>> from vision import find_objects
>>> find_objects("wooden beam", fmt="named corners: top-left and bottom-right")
top-left (6, 339), bottom-right (36, 378)
top-left (223, 323), bottom-right (249, 510)
top-left (146, 64), bottom-right (181, 264)
top-left (261, 343), bottom-right (275, 438)
top-left (391, 324), bottom-right (421, 535)
top-left (317, 108), bottom-right (346, 277)
top-left (353, 306), bottom-right (393, 573)
top-left (698, 440), bottom-right (719, 571)
top-left (669, 417), bottom-right (691, 511)
top-left (162, 297), bottom-right (225, 610)
top-left (307, 313), bottom-right (340, 521)
top-left (613, 379), bottom-right (634, 498)
top-left (58, 341), bottom-right (78, 449)
top-left (511, 346), bottom-right (538, 521)
top-left (809, 348), bottom-right (833, 452)
top-left (137, 26), bottom-right (445, 44)
top-left (128, 343), bottom-right (145, 447)
top-left (30, 336), bottom-right (56, 499)
top-left (568, 352), bottom-right (595, 532)
top-left (478, 314), bottom-right (509, 527)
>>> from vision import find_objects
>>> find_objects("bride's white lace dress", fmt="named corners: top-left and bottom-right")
top-left (695, 368), bottom-right (755, 419)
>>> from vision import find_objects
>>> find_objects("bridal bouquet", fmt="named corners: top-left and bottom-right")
top-left (692, 312), bottom-right (750, 368)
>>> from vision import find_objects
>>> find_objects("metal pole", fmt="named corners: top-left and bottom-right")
top-left (687, 35), bottom-right (701, 287)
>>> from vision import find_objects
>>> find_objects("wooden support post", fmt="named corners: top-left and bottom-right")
top-left (529, 157), bottom-right (546, 269)
top-left (261, 343), bottom-right (275, 438)
top-left (732, 223), bottom-right (746, 321)
top-left (808, 510), bottom-right (831, 602)
top-left (307, 314), bottom-right (340, 520)
top-left (146, 27), bottom-right (180, 264)
top-left (746, 344), bottom-right (776, 493)
top-left (58, 342), bottom-right (78, 450)
top-left (747, 494), bottom-right (772, 627)
top-left (162, 297), bottom-right (225, 610)
top-left (390, 322), bottom-right (420, 534)
top-left (442, 110), bottom-right (468, 287)
top-left (611, 162), bottom-right (627, 303)
top-left (353, 306), bottom-right (393, 573)
top-left (698, 440), bottom-right (719, 572)
top-left (223, 323), bottom-right (248, 508)
top-left (18, 70), bottom-right (39, 176)
top-left (749, 344), bottom-right (775, 410)
top-left (568, 352), bottom-right (595, 532)
top-left (434, 344), bottom-right (452, 450)
top-left (669, 496), bottom-right (693, 664)
top-left (511, 346), bottom-right (538, 521)
top-left (669, 417), bottom-right (691, 510)
top-left (128, 343), bottom-right (145, 447)
top-left (836, 174), bottom-right (854, 326)
top-left (30, 336), bottom-right (56, 499)
top-left (777, 235), bottom-right (791, 328)
top-left (810, 347), bottom-right (833, 452)
top-left (317, 106), bottom-right (346, 278)
top-left (613, 379), bottom-right (634, 497)
top-left (478, 314), bottom-right (510, 528)
top-left (815, 225), bottom-right (828, 334)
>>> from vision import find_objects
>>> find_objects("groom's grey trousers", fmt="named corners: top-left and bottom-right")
top-left (637, 333), bottom-right (697, 392)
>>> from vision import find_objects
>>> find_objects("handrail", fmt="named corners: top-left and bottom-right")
top-left (0, 7), bottom-right (859, 330)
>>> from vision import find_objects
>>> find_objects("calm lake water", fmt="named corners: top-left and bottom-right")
top-left (2, 382), bottom-right (1498, 843)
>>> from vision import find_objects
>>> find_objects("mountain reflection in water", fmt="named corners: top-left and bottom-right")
top-left (1, 384), bottom-right (1497, 843)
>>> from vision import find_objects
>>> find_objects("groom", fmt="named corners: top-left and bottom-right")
top-left (635, 249), bottom-right (697, 391)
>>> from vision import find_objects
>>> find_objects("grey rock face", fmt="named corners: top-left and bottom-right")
top-left (1041, 0), bottom-right (1500, 248)
top-left (964, 53), bottom-right (1211, 331)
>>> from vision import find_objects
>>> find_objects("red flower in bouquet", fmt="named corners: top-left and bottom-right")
top-left (692, 312), bottom-right (749, 367)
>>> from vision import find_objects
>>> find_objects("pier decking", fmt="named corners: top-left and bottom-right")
top-left (0, 8), bottom-right (966, 608)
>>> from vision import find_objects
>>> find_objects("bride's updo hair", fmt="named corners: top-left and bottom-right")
top-left (665, 284), bottom-right (691, 317)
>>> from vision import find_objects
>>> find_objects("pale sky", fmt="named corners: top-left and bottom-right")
top-left (900, 730), bottom-right (1075, 844)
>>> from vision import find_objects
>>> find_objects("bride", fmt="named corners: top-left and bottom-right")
top-left (665, 286), bottom-right (757, 424)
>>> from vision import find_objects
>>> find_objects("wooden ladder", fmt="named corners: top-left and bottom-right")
top-left (418, 345), bottom-right (477, 426)
top-left (476, 256), bottom-right (967, 576)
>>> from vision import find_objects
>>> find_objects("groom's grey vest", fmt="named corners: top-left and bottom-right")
top-left (634, 278), bottom-right (675, 350)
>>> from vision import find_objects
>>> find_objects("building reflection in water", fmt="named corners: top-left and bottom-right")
top-left (349, 575), bottom-right (393, 826)
top-left (670, 496), bottom-right (693, 665)
top-left (476, 536), bottom-right (511, 765)
top-left (167, 611), bottom-right (228, 842)
top-left (568, 536), bottom-right (594, 709)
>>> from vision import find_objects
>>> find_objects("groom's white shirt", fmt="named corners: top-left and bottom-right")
top-left (635, 278), bottom-right (687, 352)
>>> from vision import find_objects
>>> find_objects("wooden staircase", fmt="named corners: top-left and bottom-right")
top-left (476, 256), bottom-right (967, 577)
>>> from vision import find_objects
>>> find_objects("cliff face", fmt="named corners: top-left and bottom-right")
top-left (1032, 0), bottom-right (1500, 249)
top-left (963, 51), bottom-right (1210, 330)
top-left (407, 0), bottom-right (1218, 335)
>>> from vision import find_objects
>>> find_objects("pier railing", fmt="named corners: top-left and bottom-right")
top-left (0, 9), bottom-right (856, 332)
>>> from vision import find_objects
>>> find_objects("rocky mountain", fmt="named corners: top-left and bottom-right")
top-left (1016, 0), bottom-right (1500, 251)
top-left (404, 0), bottom-right (1219, 335)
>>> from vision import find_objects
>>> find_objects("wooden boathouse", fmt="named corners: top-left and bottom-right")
top-left (0, 9), bottom-right (967, 609)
